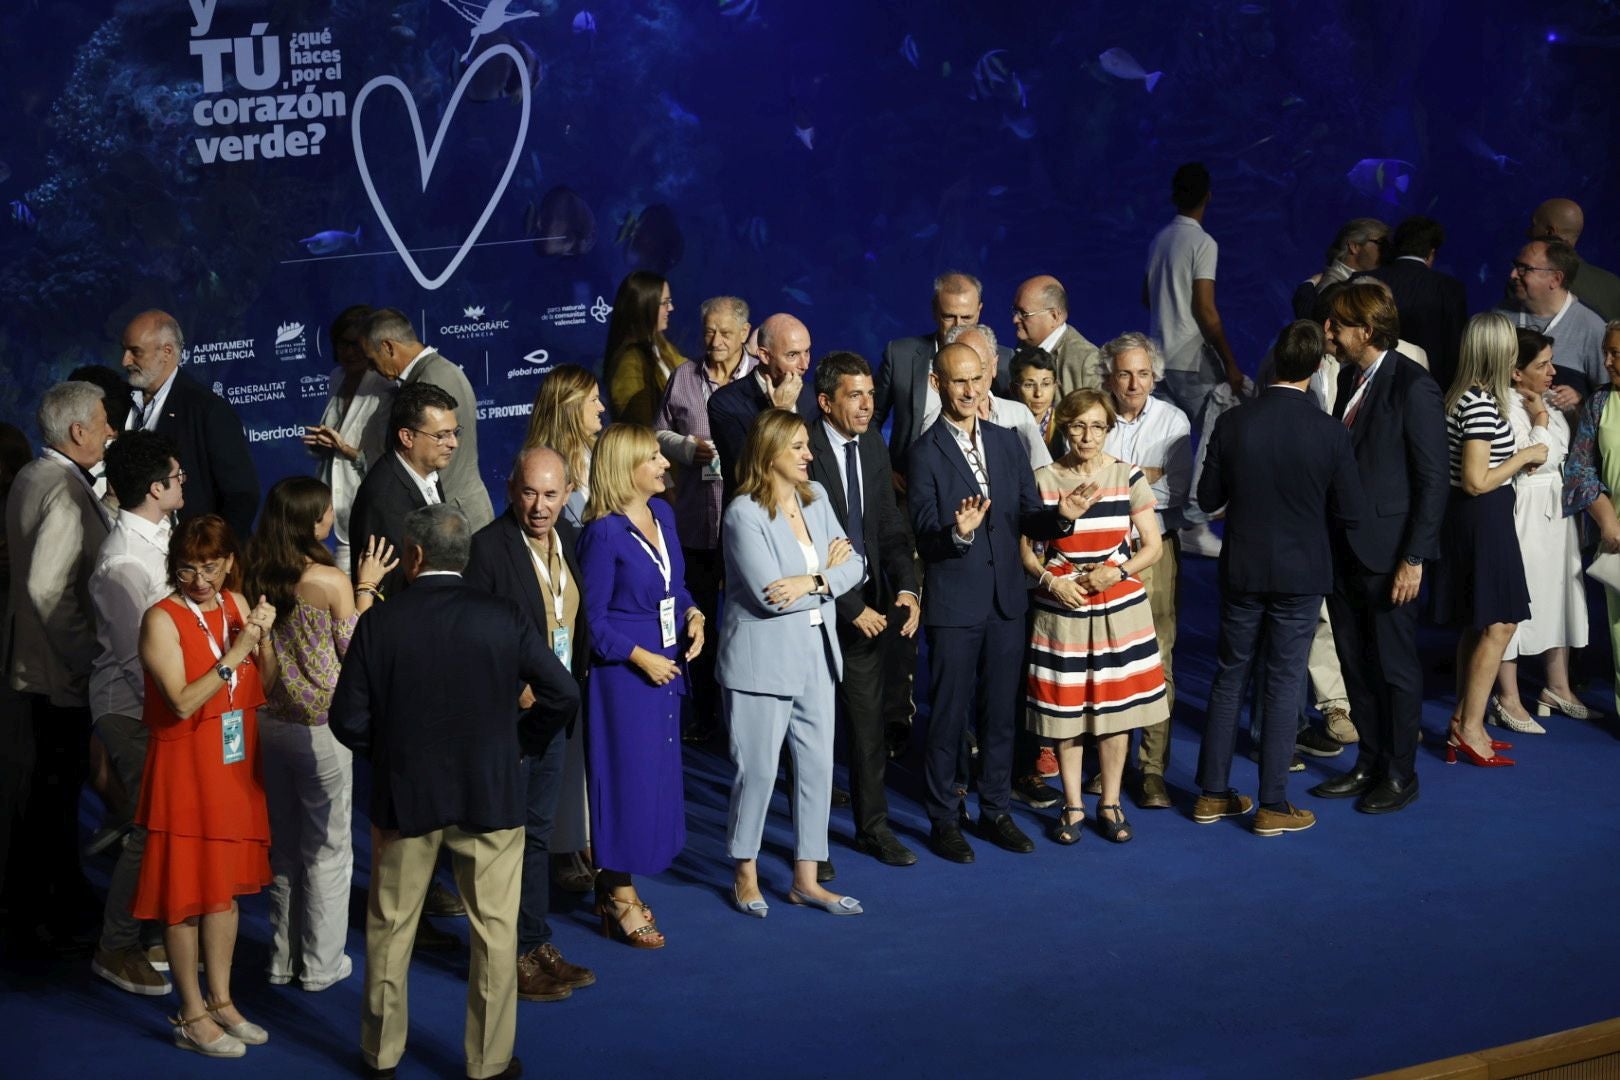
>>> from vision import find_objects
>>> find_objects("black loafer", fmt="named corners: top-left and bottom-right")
top-left (816, 859), bottom-right (836, 883)
top-left (1356, 776), bottom-right (1419, 815)
top-left (977, 813), bottom-right (1036, 854)
top-left (1295, 727), bottom-right (1346, 758)
top-left (1309, 763), bottom-right (1379, 799)
top-left (830, 786), bottom-right (852, 808)
top-left (928, 823), bottom-right (975, 863)
top-left (854, 833), bottom-right (918, 867)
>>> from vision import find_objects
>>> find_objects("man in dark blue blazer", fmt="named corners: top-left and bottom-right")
top-left (909, 343), bottom-right (1091, 863)
top-left (1193, 321), bottom-right (1367, 837)
top-left (464, 446), bottom-right (595, 1004)
top-left (1367, 217), bottom-right (1469, 391)
top-left (330, 504), bottom-right (579, 1079)
top-left (807, 352), bottom-right (922, 867)
top-left (707, 313), bottom-right (819, 499)
top-left (1311, 283), bottom-right (1447, 814)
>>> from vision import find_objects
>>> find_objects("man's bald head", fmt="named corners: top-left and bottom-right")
top-left (1531, 198), bottom-right (1585, 247)
top-left (756, 313), bottom-right (812, 384)
top-left (508, 445), bottom-right (570, 542)
top-left (1012, 275), bottom-right (1067, 347)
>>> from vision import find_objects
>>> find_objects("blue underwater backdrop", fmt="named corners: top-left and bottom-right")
top-left (2, 0), bottom-right (1619, 495)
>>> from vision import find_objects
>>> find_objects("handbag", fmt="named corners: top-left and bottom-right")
top-left (1585, 551), bottom-right (1620, 591)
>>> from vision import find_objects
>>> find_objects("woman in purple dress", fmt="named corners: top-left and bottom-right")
top-left (578, 424), bottom-right (705, 948)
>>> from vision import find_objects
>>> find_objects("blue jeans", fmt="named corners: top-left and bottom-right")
top-left (1162, 360), bottom-right (1224, 528)
top-left (517, 730), bottom-right (567, 952)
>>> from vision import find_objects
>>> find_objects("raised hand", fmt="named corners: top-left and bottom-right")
top-left (954, 495), bottom-right (990, 538)
top-left (356, 537), bottom-right (399, 588)
top-left (770, 371), bottom-right (804, 409)
top-left (1057, 480), bottom-right (1101, 521)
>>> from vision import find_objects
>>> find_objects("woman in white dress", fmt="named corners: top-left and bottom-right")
top-left (1492, 328), bottom-right (1591, 732)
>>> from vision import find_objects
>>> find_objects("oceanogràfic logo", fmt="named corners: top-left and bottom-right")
top-left (440, 300), bottom-right (511, 341)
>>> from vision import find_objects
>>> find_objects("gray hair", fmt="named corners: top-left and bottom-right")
top-left (1325, 218), bottom-right (1388, 269)
top-left (943, 322), bottom-right (998, 350)
top-left (699, 295), bottom-right (750, 324)
top-left (933, 271), bottom-right (983, 301)
top-left (38, 381), bottom-right (106, 448)
top-left (137, 309), bottom-right (186, 355)
top-left (1099, 332), bottom-right (1166, 380)
top-left (403, 503), bottom-right (471, 573)
top-left (363, 307), bottom-right (421, 352)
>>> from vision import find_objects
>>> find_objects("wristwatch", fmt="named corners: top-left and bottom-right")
top-left (216, 662), bottom-right (235, 682)
top-left (1402, 555), bottom-right (1423, 566)
top-left (813, 573), bottom-right (829, 595)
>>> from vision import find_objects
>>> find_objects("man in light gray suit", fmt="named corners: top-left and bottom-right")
top-left (361, 308), bottom-right (495, 532)
top-left (3, 381), bottom-right (114, 946)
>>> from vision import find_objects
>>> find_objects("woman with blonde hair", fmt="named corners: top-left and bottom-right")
top-left (576, 424), bottom-right (705, 946)
top-left (718, 409), bottom-right (864, 917)
top-left (603, 271), bottom-right (688, 426)
top-left (1434, 312), bottom-right (1547, 766)
top-left (524, 364), bottom-right (606, 525)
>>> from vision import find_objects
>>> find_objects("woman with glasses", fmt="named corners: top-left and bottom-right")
top-left (244, 477), bottom-right (395, 992)
top-left (1023, 388), bottom-right (1166, 841)
top-left (133, 515), bottom-right (278, 1058)
top-left (603, 271), bottom-right (688, 426)
top-left (1020, 389), bottom-right (1168, 845)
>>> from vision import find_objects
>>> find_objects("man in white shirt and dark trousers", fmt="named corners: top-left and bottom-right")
top-left (86, 430), bottom-right (185, 994)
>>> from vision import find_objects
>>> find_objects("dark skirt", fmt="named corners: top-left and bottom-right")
top-left (1432, 486), bottom-right (1531, 629)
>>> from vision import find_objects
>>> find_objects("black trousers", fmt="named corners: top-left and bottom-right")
top-left (1327, 566), bottom-right (1423, 783)
top-left (926, 617), bottom-right (1024, 823)
top-left (836, 613), bottom-right (903, 843)
top-left (682, 546), bottom-right (723, 728)
top-left (1, 698), bottom-right (91, 929)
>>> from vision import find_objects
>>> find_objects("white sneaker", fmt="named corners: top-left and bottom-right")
top-left (92, 945), bottom-right (173, 996)
top-left (301, 952), bottom-right (354, 992)
top-left (1179, 523), bottom-right (1223, 558)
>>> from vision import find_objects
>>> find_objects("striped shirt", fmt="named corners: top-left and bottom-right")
top-left (1447, 387), bottom-right (1515, 488)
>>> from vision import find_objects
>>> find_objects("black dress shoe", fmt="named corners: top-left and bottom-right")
top-left (830, 786), bottom-right (852, 808)
top-left (977, 813), bottom-right (1036, 854)
top-left (928, 823), bottom-right (975, 863)
top-left (816, 859), bottom-right (836, 883)
top-left (854, 833), bottom-right (918, 866)
top-left (424, 881), bottom-right (466, 918)
top-left (1356, 775), bottom-right (1419, 815)
top-left (1309, 763), bottom-right (1379, 799)
top-left (414, 919), bottom-right (460, 951)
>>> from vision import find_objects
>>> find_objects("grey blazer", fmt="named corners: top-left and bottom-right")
top-left (402, 349), bottom-right (495, 531)
top-left (716, 482), bottom-right (864, 694)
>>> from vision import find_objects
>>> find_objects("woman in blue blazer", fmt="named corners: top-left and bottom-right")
top-left (719, 409), bottom-right (865, 917)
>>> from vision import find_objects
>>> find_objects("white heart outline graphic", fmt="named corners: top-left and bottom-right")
top-left (351, 43), bottom-right (531, 291)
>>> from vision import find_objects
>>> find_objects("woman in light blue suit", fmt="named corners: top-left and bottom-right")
top-left (719, 409), bottom-right (865, 917)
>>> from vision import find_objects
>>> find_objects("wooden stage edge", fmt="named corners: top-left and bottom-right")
top-left (1370, 1017), bottom-right (1620, 1079)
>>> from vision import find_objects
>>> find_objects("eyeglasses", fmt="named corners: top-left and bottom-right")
top-left (175, 561), bottom-right (224, 583)
top-left (409, 426), bottom-right (462, 444)
top-left (659, 297), bottom-right (675, 309)
top-left (1511, 262), bottom-right (1557, 276)
top-left (1011, 307), bottom-right (1054, 322)
top-left (162, 469), bottom-right (187, 486)
top-left (1065, 422), bottom-right (1110, 437)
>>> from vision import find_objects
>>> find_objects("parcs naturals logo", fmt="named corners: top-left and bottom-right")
top-left (506, 347), bottom-right (552, 380)
top-left (274, 321), bottom-right (308, 363)
top-left (439, 302), bottom-right (511, 342)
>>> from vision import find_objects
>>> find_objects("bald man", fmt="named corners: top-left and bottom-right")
top-left (120, 309), bottom-right (260, 536)
top-left (707, 312), bottom-right (819, 499)
top-left (1530, 198), bottom-right (1620, 322)
top-left (1011, 275), bottom-right (1101, 397)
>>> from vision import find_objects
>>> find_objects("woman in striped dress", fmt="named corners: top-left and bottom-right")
top-left (1021, 389), bottom-right (1169, 844)
top-left (1434, 312), bottom-right (1547, 766)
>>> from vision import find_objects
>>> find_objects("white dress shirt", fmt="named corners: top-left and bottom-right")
top-left (394, 451), bottom-right (442, 504)
top-left (128, 368), bottom-right (178, 432)
top-left (87, 510), bottom-right (173, 720)
top-left (1102, 395), bottom-right (1192, 530)
top-left (395, 345), bottom-right (440, 385)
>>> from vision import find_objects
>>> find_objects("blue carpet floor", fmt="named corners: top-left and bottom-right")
top-left (4, 556), bottom-right (1620, 1079)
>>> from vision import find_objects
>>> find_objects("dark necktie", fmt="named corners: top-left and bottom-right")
top-left (1342, 367), bottom-right (1370, 428)
top-left (843, 440), bottom-right (865, 563)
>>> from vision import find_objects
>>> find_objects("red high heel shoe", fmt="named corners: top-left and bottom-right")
top-left (1448, 717), bottom-right (1511, 751)
top-left (1446, 723), bottom-right (1514, 767)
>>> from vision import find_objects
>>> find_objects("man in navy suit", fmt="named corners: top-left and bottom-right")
top-left (1193, 321), bottom-right (1366, 837)
top-left (331, 504), bottom-right (578, 1080)
top-left (707, 312), bottom-right (819, 499)
top-left (1310, 283), bottom-right (1447, 814)
top-left (465, 447), bottom-right (595, 1004)
top-left (908, 343), bottom-right (1092, 863)
top-left (807, 352), bottom-right (921, 867)
top-left (1367, 217), bottom-right (1469, 391)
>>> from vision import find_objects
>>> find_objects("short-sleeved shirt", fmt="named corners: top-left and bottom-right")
top-left (1494, 297), bottom-right (1609, 393)
top-left (1146, 215), bottom-right (1219, 372)
top-left (1447, 387), bottom-right (1515, 488)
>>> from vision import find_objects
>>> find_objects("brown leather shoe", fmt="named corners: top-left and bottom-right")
top-left (1136, 773), bottom-right (1172, 809)
top-left (531, 943), bottom-right (595, 989)
top-left (516, 950), bottom-right (573, 1002)
top-left (1191, 791), bottom-right (1254, 824)
top-left (1253, 803), bottom-right (1316, 837)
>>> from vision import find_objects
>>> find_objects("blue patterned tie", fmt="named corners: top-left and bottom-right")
top-left (844, 440), bottom-right (865, 563)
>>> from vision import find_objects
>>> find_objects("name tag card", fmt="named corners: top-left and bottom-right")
top-left (221, 710), bottom-right (245, 764)
top-left (659, 596), bottom-right (677, 648)
top-left (551, 626), bottom-right (571, 664)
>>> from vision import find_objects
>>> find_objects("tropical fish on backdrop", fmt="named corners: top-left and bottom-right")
top-left (660, 92), bottom-right (700, 126)
top-left (10, 199), bottom-right (35, 226)
top-left (718, 0), bottom-right (759, 20)
top-left (623, 203), bottom-right (684, 273)
top-left (1281, 93), bottom-right (1305, 108)
top-left (457, 34), bottom-right (540, 102)
top-left (740, 215), bottom-right (768, 251)
top-left (781, 285), bottom-right (813, 306)
top-left (792, 105), bottom-right (815, 150)
top-left (388, 24), bottom-right (416, 43)
top-left (900, 34), bottom-right (919, 68)
top-left (1098, 47), bottom-right (1162, 92)
top-left (1460, 131), bottom-right (1519, 171)
top-left (1345, 157), bottom-right (1415, 205)
top-left (0, 160), bottom-right (10, 184)
top-left (1001, 113), bottom-right (1036, 140)
top-left (572, 10), bottom-right (595, 34)
top-left (972, 48), bottom-right (1010, 99)
top-left (298, 226), bottom-right (362, 255)
top-left (528, 186), bottom-right (596, 256)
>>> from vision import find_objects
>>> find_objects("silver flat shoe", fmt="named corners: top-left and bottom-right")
top-left (206, 1002), bottom-right (268, 1045)
top-left (787, 889), bottom-right (863, 916)
top-left (1488, 697), bottom-right (1546, 735)
top-left (173, 1015), bottom-right (246, 1058)
top-left (730, 885), bottom-right (768, 919)
top-left (1536, 689), bottom-right (1595, 721)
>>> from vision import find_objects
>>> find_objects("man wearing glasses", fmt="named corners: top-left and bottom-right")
top-left (1010, 274), bottom-right (1101, 397)
top-left (1495, 238), bottom-right (1609, 402)
top-left (361, 308), bottom-right (494, 531)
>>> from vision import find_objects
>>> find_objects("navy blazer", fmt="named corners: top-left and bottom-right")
top-left (806, 418), bottom-right (917, 624)
top-left (152, 370), bottom-right (260, 539)
top-left (706, 374), bottom-right (819, 502)
top-left (1198, 386), bottom-right (1366, 595)
top-left (874, 333), bottom-right (1011, 476)
top-left (908, 417), bottom-right (1072, 626)
top-left (464, 510), bottom-right (591, 743)
top-left (329, 575), bottom-right (580, 837)
top-left (347, 450), bottom-right (440, 597)
top-left (1331, 351), bottom-right (1448, 574)
top-left (1369, 259), bottom-right (1468, 391)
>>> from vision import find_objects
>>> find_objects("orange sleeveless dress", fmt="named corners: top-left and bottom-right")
top-left (132, 595), bottom-right (272, 923)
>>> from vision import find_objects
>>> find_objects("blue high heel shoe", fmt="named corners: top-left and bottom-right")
top-left (787, 889), bottom-right (863, 915)
top-left (731, 884), bottom-right (769, 918)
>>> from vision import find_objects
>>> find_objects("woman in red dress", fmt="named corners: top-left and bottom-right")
top-left (133, 515), bottom-right (279, 1059)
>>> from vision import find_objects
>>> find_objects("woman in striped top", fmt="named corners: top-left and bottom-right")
top-left (1434, 313), bottom-right (1547, 766)
top-left (1020, 389), bottom-right (1168, 844)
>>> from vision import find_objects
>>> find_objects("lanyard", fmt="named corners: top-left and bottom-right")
top-left (182, 595), bottom-right (237, 702)
top-left (525, 533), bottom-right (568, 623)
top-left (1519, 291), bottom-right (1575, 336)
top-left (627, 517), bottom-right (672, 595)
